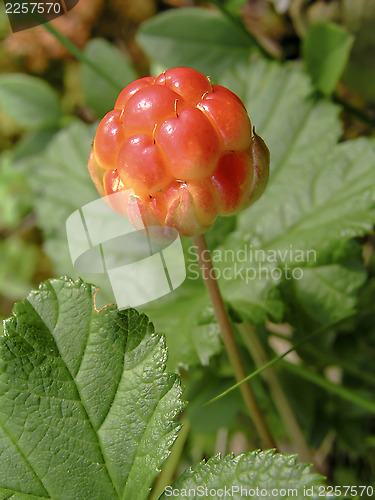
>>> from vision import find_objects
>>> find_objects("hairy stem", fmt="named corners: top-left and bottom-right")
top-left (192, 234), bottom-right (276, 449)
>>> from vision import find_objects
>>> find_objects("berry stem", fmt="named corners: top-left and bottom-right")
top-left (192, 233), bottom-right (276, 449)
top-left (238, 322), bottom-right (314, 463)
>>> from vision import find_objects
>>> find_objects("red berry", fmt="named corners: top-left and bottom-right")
top-left (122, 85), bottom-right (182, 137)
top-left (155, 107), bottom-right (221, 180)
top-left (197, 91), bottom-right (251, 150)
top-left (93, 110), bottom-right (126, 170)
top-left (114, 76), bottom-right (156, 110)
top-left (89, 67), bottom-right (270, 237)
top-left (155, 67), bottom-right (212, 104)
top-left (211, 151), bottom-right (252, 216)
top-left (117, 134), bottom-right (173, 194)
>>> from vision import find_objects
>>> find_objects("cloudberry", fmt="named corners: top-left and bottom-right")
top-left (88, 67), bottom-right (269, 237)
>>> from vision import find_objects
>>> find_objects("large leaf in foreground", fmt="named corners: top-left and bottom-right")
top-left (0, 277), bottom-right (183, 499)
top-left (161, 450), bottom-right (322, 499)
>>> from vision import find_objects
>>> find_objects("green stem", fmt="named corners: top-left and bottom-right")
top-left (269, 330), bottom-right (375, 387)
top-left (192, 234), bottom-right (276, 450)
top-left (333, 92), bottom-right (375, 129)
top-left (281, 361), bottom-right (375, 414)
top-left (204, 312), bottom-right (357, 406)
top-left (149, 418), bottom-right (190, 500)
top-left (22, 3), bottom-right (122, 91)
top-left (207, 0), bottom-right (273, 59)
top-left (238, 323), bottom-right (313, 464)
top-left (42, 22), bottom-right (122, 92)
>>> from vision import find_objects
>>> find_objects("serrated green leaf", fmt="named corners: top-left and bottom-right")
top-left (161, 450), bottom-right (322, 499)
top-left (137, 7), bottom-right (252, 76)
top-left (303, 22), bottom-right (354, 95)
top-left (82, 38), bottom-right (137, 118)
top-left (0, 74), bottom-right (62, 129)
top-left (0, 277), bottom-right (183, 499)
top-left (216, 59), bottom-right (375, 323)
top-left (287, 262), bottom-right (366, 324)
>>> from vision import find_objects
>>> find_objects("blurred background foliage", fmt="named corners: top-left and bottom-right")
top-left (0, 0), bottom-right (375, 494)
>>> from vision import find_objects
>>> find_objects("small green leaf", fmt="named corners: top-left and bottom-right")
top-left (303, 22), bottom-right (354, 95)
top-left (0, 74), bottom-right (62, 129)
top-left (0, 277), bottom-right (183, 499)
top-left (82, 38), bottom-right (137, 117)
top-left (342, 1), bottom-right (375, 102)
top-left (144, 282), bottom-right (222, 371)
top-left (0, 153), bottom-right (33, 230)
top-left (161, 450), bottom-right (322, 499)
top-left (0, 239), bottom-right (37, 300)
top-left (137, 7), bottom-right (252, 77)
top-left (288, 262), bottom-right (366, 324)
top-left (12, 128), bottom-right (58, 163)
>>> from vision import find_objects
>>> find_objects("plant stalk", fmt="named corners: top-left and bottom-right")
top-left (149, 418), bottom-right (190, 500)
top-left (192, 234), bottom-right (276, 449)
top-left (238, 322), bottom-right (313, 463)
